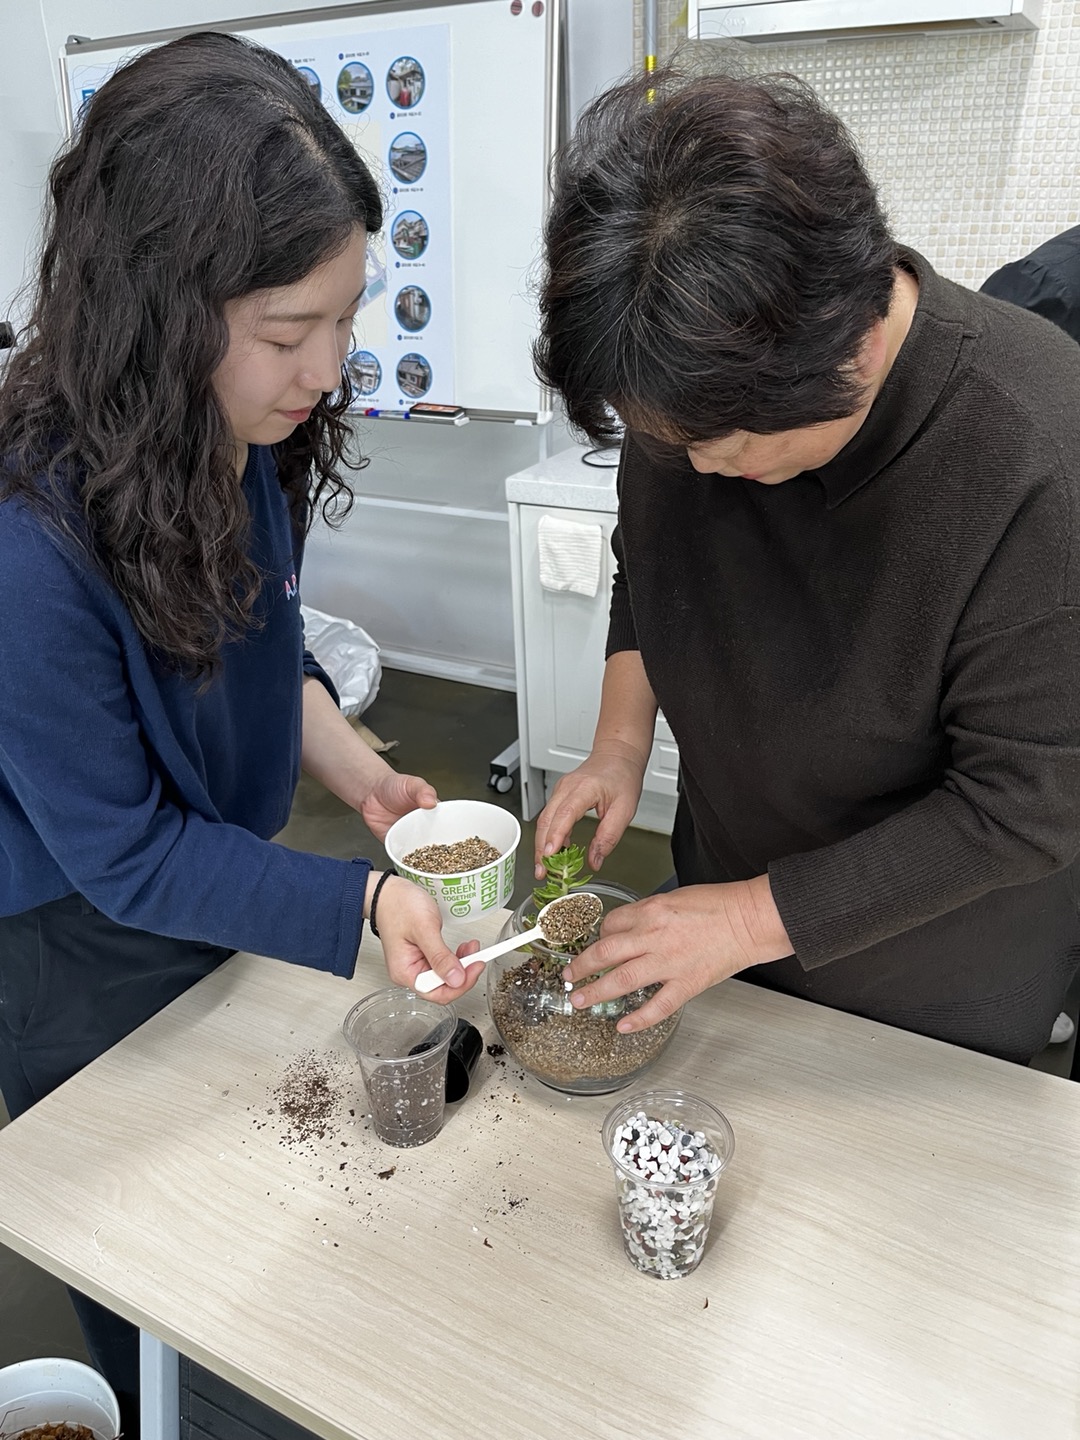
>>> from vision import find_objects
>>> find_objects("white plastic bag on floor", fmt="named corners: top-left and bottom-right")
top-left (301, 604), bottom-right (382, 717)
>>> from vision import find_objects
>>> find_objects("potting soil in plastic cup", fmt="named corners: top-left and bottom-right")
top-left (342, 988), bottom-right (457, 1147)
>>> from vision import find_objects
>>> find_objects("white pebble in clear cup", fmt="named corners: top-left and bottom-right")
top-left (602, 1091), bottom-right (735, 1280)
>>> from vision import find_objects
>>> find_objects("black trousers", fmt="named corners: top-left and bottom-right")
top-left (0, 894), bottom-right (230, 1438)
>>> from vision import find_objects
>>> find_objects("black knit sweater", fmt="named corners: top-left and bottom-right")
top-left (608, 249), bottom-right (1080, 1061)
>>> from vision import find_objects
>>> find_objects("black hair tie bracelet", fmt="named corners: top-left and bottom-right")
top-left (367, 867), bottom-right (398, 940)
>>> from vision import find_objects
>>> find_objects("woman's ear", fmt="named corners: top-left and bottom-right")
top-left (854, 318), bottom-right (889, 382)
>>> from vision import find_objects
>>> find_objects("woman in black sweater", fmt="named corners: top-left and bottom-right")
top-left (531, 68), bottom-right (1080, 1064)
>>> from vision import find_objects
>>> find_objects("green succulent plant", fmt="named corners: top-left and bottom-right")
top-left (532, 843), bottom-right (593, 908)
top-left (525, 844), bottom-right (596, 964)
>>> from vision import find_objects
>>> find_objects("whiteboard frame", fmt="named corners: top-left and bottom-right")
top-left (60, 0), bottom-right (562, 423)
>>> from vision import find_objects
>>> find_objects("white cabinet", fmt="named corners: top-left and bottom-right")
top-left (506, 448), bottom-right (678, 833)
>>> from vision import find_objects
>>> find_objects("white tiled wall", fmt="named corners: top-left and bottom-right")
top-left (633, 0), bottom-right (1080, 287)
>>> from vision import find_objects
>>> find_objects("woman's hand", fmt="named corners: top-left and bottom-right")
top-left (358, 772), bottom-right (438, 842)
top-left (560, 877), bottom-right (793, 1032)
top-left (300, 677), bottom-right (438, 841)
top-left (533, 741), bottom-right (648, 878)
top-left (366, 873), bottom-right (483, 999)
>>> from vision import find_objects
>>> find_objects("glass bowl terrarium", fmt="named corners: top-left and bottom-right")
top-left (486, 847), bottom-right (681, 1096)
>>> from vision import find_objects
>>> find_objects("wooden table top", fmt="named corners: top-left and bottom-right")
top-left (1, 910), bottom-right (1079, 1440)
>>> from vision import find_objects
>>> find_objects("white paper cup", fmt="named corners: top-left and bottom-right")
top-left (384, 799), bottom-right (520, 920)
top-left (0, 1358), bottom-right (120, 1440)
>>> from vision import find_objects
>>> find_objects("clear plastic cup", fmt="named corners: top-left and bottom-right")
top-left (342, 988), bottom-right (457, 1147)
top-left (602, 1089), bottom-right (736, 1280)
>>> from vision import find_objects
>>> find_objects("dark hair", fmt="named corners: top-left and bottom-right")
top-left (0, 30), bottom-right (383, 678)
top-left (535, 67), bottom-right (898, 447)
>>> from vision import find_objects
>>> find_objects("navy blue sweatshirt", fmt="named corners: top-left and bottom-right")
top-left (0, 445), bottom-right (369, 975)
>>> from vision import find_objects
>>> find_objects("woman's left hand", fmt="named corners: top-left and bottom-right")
top-left (371, 874), bottom-right (484, 998)
top-left (560, 878), bottom-right (793, 1033)
top-left (358, 772), bottom-right (438, 841)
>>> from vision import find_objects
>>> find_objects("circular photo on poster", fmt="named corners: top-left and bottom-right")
top-left (391, 211), bottom-right (430, 260)
top-left (295, 66), bottom-right (321, 101)
top-left (346, 349), bottom-right (381, 398)
top-left (389, 132), bottom-right (427, 184)
top-left (397, 352), bottom-right (432, 399)
top-left (386, 56), bottom-right (425, 110)
top-left (337, 62), bottom-right (374, 114)
top-left (394, 286), bottom-right (431, 333)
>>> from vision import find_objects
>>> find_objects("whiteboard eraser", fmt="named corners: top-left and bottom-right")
top-left (408, 403), bottom-right (469, 425)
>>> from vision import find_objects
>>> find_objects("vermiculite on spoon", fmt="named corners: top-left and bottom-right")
top-left (411, 891), bottom-right (604, 994)
top-left (536, 891), bottom-right (603, 947)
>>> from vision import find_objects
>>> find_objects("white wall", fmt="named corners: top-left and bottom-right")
top-left (568, 0), bottom-right (634, 119)
top-left (1, 0), bottom-right (636, 688)
top-left (0, 4), bottom-right (61, 323)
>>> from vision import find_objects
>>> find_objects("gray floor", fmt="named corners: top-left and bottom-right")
top-left (1, 666), bottom-right (1076, 1367)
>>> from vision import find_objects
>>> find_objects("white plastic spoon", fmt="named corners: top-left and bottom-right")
top-left (413, 891), bottom-right (604, 995)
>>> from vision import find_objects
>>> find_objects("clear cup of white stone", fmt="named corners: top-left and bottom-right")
top-left (602, 1090), bottom-right (735, 1280)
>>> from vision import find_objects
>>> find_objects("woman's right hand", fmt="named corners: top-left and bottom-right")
top-left (533, 741), bottom-right (648, 878)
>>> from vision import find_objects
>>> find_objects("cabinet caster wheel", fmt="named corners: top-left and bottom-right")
top-left (487, 741), bottom-right (519, 796)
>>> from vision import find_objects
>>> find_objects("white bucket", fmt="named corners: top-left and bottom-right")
top-left (384, 799), bottom-right (521, 920)
top-left (0, 1358), bottom-right (120, 1440)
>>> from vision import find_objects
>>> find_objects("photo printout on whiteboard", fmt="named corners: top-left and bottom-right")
top-left (285, 25), bottom-right (454, 412)
top-left (67, 23), bottom-right (455, 415)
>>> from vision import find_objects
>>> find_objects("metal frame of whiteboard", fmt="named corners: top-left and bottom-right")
top-left (60, 0), bottom-right (561, 423)
top-left (689, 0), bottom-right (1043, 41)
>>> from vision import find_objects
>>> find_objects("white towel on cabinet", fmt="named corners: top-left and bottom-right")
top-left (537, 514), bottom-right (603, 599)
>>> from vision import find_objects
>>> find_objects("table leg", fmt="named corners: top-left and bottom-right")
top-left (139, 1330), bottom-right (180, 1440)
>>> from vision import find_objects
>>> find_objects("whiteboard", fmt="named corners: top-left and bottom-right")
top-left (62, 0), bottom-right (560, 421)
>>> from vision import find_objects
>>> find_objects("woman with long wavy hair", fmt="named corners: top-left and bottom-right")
top-left (0, 32), bottom-right (480, 1420)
